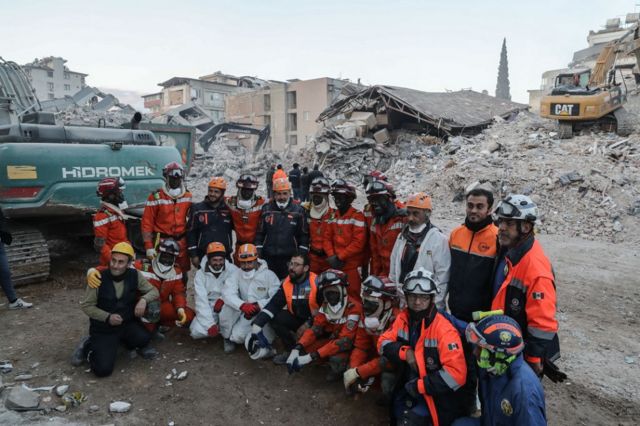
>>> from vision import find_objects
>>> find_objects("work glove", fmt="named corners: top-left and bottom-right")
top-left (213, 299), bottom-right (224, 313)
top-left (175, 308), bottom-right (187, 326)
top-left (240, 302), bottom-right (260, 319)
top-left (87, 268), bottom-right (102, 289)
top-left (326, 255), bottom-right (344, 269)
top-left (296, 353), bottom-right (313, 368)
top-left (343, 368), bottom-right (360, 391)
top-left (286, 348), bottom-right (300, 373)
top-left (207, 324), bottom-right (220, 337)
top-left (404, 378), bottom-right (421, 400)
top-left (250, 324), bottom-right (269, 348)
top-left (0, 231), bottom-right (12, 246)
top-left (146, 248), bottom-right (157, 259)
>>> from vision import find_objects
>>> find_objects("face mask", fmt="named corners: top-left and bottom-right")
top-left (364, 317), bottom-right (381, 329)
top-left (327, 301), bottom-right (344, 314)
top-left (168, 187), bottom-right (182, 197)
top-left (409, 223), bottom-right (427, 233)
top-left (477, 348), bottom-right (515, 376)
top-left (276, 200), bottom-right (289, 209)
top-left (238, 198), bottom-right (253, 210)
top-left (242, 269), bottom-right (256, 280)
top-left (153, 257), bottom-right (173, 275)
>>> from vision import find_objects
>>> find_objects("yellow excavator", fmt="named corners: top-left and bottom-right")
top-left (539, 29), bottom-right (637, 138)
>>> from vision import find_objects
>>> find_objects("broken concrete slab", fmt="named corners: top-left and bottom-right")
top-left (5, 385), bottom-right (40, 411)
top-left (558, 171), bottom-right (584, 186)
top-left (55, 385), bottom-right (69, 396)
top-left (109, 401), bottom-right (132, 413)
top-left (373, 128), bottom-right (391, 144)
top-left (349, 111), bottom-right (376, 129)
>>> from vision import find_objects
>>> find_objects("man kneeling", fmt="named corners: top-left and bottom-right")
top-left (80, 242), bottom-right (159, 377)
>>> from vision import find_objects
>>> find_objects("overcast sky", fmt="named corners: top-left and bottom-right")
top-left (1, 0), bottom-right (636, 107)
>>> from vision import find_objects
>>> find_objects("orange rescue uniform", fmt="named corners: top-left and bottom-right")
top-left (369, 211), bottom-right (407, 277)
top-left (226, 195), bottom-right (265, 261)
top-left (93, 203), bottom-right (128, 267)
top-left (307, 207), bottom-right (334, 274)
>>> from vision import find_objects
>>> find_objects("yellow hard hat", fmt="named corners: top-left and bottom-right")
top-left (112, 242), bottom-right (135, 259)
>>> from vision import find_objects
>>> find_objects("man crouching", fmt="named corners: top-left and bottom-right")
top-left (80, 242), bottom-right (159, 377)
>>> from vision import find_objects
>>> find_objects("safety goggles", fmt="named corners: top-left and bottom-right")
top-left (494, 201), bottom-right (520, 218)
top-left (166, 169), bottom-right (183, 178)
top-left (362, 277), bottom-right (396, 299)
top-left (402, 275), bottom-right (438, 295)
top-left (465, 322), bottom-right (490, 349)
top-left (238, 252), bottom-right (257, 261)
top-left (319, 270), bottom-right (344, 287)
top-left (365, 180), bottom-right (387, 193)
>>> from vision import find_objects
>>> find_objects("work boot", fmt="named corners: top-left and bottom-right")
top-left (223, 339), bottom-right (236, 354)
top-left (8, 298), bottom-right (33, 310)
top-left (137, 345), bottom-right (158, 360)
top-left (272, 351), bottom-right (290, 366)
top-left (70, 336), bottom-right (90, 367)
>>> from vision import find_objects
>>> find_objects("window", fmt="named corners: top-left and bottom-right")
top-left (263, 94), bottom-right (271, 112)
top-left (169, 89), bottom-right (183, 105)
top-left (288, 113), bottom-right (297, 131)
top-left (48, 93), bottom-right (55, 99)
top-left (47, 71), bottom-right (53, 78)
top-left (303, 111), bottom-right (310, 121)
top-left (289, 134), bottom-right (298, 146)
top-left (64, 72), bottom-right (70, 80)
top-left (64, 84), bottom-right (71, 91)
top-left (211, 92), bottom-right (224, 108)
top-left (47, 82), bottom-right (54, 91)
top-left (287, 91), bottom-right (297, 109)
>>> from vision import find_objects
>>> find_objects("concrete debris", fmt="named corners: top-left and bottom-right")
top-left (89, 404), bottom-right (100, 413)
top-left (55, 405), bottom-right (67, 413)
top-left (55, 385), bottom-right (69, 396)
top-left (625, 356), bottom-right (636, 364)
top-left (176, 371), bottom-right (188, 381)
top-left (558, 171), bottom-right (584, 186)
top-left (5, 385), bottom-right (40, 411)
top-left (14, 374), bottom-right (32, 381)
top-left (22, 384), bottom-right (56, 392)
top-left (0, 375), bottom-right (3, 392)
top-left (0, 361), bottom-right (13, 373)
top-left (109, 401), bottom-right (132, 413)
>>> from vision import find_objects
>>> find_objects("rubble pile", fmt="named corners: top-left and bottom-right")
top-left (55, 105), bottom-right (137, 128)
top-left (304, 110), bottom-right (640, 244)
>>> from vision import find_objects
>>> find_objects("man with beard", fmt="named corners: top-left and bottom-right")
top-left (305, 177), bottom-right (334, 274)
top-left (491, 194), bottom-right (563, 383)
top-left (226, 174), bottom-right (265, 263)
top-left (250, 254), bottom-right (318, 363)
top-left (187, 177), bottom-right (233, 267)
top-left (379, 268), bottom-right (466, 425)
top-left (79, 242), bottom-right (160, 377)
top-left (142, 162), bottom-right (192, 274)
top-left (93, 177), bottom-right (131, 267)
top-left (367, 180), bottom-right (407, 277)
top-left (323, 179), bottom-right (367, 300)
top-left (447, 184), bottom-right (498, 415)
top-left (219, 244), bottom-right (280, 354)
top-left (255, 178), bottom-right (309, 279)
top-left (286, 269), bottom-right (363, 381)
top-left (389, 192), bottom-right (450, 310)
top-left (190, 242), bottom-right (240, 339)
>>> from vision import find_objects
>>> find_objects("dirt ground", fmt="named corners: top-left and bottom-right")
top-left (1, 226), bottom-right (639, 425)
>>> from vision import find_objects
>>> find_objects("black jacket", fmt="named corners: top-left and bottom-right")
top-left (288, 168), bottom-right (301, 189)
top-left (255, 200), bottom-right (308, 257)
top-left (187, 200), bottom-right (234, 259)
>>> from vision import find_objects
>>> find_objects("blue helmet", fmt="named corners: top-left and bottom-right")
top-left (465, 315), bottom-right (524, 356)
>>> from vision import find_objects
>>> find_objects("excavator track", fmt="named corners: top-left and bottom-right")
top-left (558, 121), bottom-right (573, 139)
top-left (613, 107), bottom-right (634, 136)
top-left (5, 225), bottom-right (50, 285)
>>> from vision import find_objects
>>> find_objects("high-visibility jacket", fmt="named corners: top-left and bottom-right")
top-left (369, 210), bottom-right (407, 277)
top-left (448, 220), bottom-right (498, 322)
top-left (378, 309), bottom-right (466, 426)
top-left (272, 169), bottom-right (287, 181)
top-left (307, 206), bottom-right (334, 273)
top-left (298, 297), bottom-right (362, 359)
top-left (226, 195), bottom-right (265, 245)
top-left (492, 236), bottom-right (559, 364)
top-left (323, 206), bottom-right (367, 269)
top-left (93, 202), bottom-right (128, 266)
top-left (349, 309), bottom-right (398, 379)
top-left (389, 224), bottom-right (451, 310)
top-left (186, 199), bottom-right (234, 259)
top-left (133, 259), bottom-right (186, 308)
top-left (141, 186), bottom-right (192, 249)
top-left (253, 272), bottom-right (319, 328)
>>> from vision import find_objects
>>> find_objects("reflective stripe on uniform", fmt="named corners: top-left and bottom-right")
top-left (334, 218), bottom-right (366, 228)
top-left (528, 326), bottom-right (555, 340)
top-left (93, 215), bottom-right (120, 227)
top-left (423, 338), bottom-right (438, 348)
top-left (146, 197), bottom-right (192, 207)
top-left (439, 367), bottom-right (463, 390)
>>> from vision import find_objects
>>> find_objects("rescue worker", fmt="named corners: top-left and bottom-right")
top-left (305, 177), bottom-right (334, 274)
top-left (378, 268), bottom-right (466, 425)
top-left (491, 194), bottom-right (564, 382)
top-left (79, 242), bottom-right (159, 377)
top-left (389, 192), bottom-right (450, 310)
top-left (219, 244), bottom-right (280, 353)
top-left (286, 269), bottom-right (363, 382)
top-left (142, 162), bottom-right (192, 274)
top-left (300, 166), bottom-right (310, 202)
top-left (255, 177), bottom-right (309, 279)
top-left (93, 177), bottom-right (130, 267)
top-left (86, 239), bottom-right (194, 335)
top-left (190, 242), bottom-right (240, 339)
top-left (226, 174), bottom-right (265, 263)
top-left (266, 165), bottom-right (275, 199)
top-left (187, 176), bottom-right (233, 267)
top-left (323, 179), bottom-right (366, 300)
top-left (452, 315), bottom-right (547, 426)
top-left (343, 275), bottom-right (399, 396)
top-left (251, 254), bottom-right (319, 364)
top-left (0, 207), bottom-right (32, 309)
top-left (273, 164), bottom-right (287, 181)
top-left (307, 164), bottom-right (324, 187)
top-left (367, 180), bottom-right (407, 277)
top-left (289, 163), bottom-right (302, 200)
top-left (447, 184), bottom-right (498, 415)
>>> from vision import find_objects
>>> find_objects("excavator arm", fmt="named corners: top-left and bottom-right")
top-left (198, 122), bottom-right (270, 153)
top-left (588, 29), bottom-right (634, 88)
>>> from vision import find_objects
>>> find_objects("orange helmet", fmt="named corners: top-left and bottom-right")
top-left (237, 243), bottom-right (258, 262)
top-left (208, 177), bottom-right (227, 190)
top-left (272, 177), bottom-right (291, 192)
top-left (406, 192), bottom-right (432, 210)
top-left (206, 242), bottom-right (226, 258)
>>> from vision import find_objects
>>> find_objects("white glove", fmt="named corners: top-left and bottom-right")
top-left (296, 354), bottom-right (313, 367)
top-left (343, 368), bottom-right (360, 390)
top-left (146, 248), bottom-right (157, 259)
top-left (286, 349), bottom-right (300, 366)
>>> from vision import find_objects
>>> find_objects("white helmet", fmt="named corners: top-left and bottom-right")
top-left (494, 194), bottom-right (538, 223)
top-left (403, 268), bottom-right (439, 296)
top-left (244, 332), bottom-right (274, 360)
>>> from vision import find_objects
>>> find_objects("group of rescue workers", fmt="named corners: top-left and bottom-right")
top-left (70, 160), bottom-right (566, 425)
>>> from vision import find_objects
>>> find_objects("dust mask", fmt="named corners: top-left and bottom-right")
top-left (238, 198), bottom-right (253, 210)
top-left (242, 269), bottom-right (256, 280)
top-left (276, 200), bottom-right (289, 209)
top-left (409, 223), bottom-right (427, 233)
top-left (168, 187), bottom-right (182, 198)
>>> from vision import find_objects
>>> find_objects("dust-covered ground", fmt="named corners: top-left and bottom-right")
top-left (1, 224), bottom-right (639, 426)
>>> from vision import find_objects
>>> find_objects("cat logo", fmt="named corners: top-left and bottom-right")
top-left (501, 399), bottom-right (513, 416)
top-left (551, 103), bottom-right (580, 116)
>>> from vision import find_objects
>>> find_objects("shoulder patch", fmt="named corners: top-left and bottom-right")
top-left (346, 320), bottom-right (357, 331)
